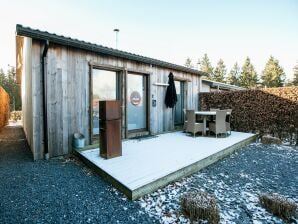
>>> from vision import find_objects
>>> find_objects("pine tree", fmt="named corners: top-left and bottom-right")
top-left (0, 69), bottom-right (5, 86)
top-left (239, 57), bottom-right (258, 88)
top-left (226, 62), bottom-right (240, 86)
top-left (213, 58), bottom-right (226, 82)
top-left (261, 56), bottom-right (285, 87)
top-left (0, 67), bottom-right (21, 111)
top-left (292, 61), bottom-right (298, 86)
top-left (198, 53), bottom-right (213, 79)
top-left (185, 57), bottom-right (194, 69)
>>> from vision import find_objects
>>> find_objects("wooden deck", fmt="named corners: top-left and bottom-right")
top-left (75, 131), bottom-right (257, 200)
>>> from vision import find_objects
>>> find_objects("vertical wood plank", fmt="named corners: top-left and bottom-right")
top-left (41, 46), bottom-right (202, 157)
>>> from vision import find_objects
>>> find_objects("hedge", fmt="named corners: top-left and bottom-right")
top-left (199, 87), bottom-right (298, 144)
top-left (0, 87), bottom-right (10, 129)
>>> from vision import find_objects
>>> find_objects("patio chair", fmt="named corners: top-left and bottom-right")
top-left (186, 110), bottom-right (204, 137)
top-left (225, 109), bottom-right (232, 135)
top-left (207, 108), bottom-right (219, 123)
top-left (209, 110), bottom-right (228, 138)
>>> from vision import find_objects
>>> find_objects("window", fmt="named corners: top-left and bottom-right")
top-left (92, 69), bottom-right (117, 137)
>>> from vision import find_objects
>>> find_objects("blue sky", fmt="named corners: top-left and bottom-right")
top-left (0, 0), bottom-right (297, 80)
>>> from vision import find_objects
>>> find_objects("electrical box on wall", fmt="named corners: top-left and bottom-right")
top-left (152, 99), bottom-right (156, 107)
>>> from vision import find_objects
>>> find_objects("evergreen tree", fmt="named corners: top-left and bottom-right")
top-left (292, 61), bottom-right (298, 86)
top-left (226, 62), bottom-right (240, 86)
top-left (184, 57), bottom-right (194, 69)
top-left (261, 56), bottom-right (285, 87)
top-left (239, 57), bottom-right (258, 88)
top-left (198, 53), bottom-right (213, 79)
top-left (284, 79), bottom-right (294, 87)
top-left (0, 69), bottom-right (5, 86)
top-left (0, 67), bottom-right (21, 111)
top-left (213, 58), bottom-right (226, 82)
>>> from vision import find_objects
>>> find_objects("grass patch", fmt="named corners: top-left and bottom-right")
top-left (181, 191), bottom-right (220, 224)
top-left (259, 193), bottom-right (297, 221)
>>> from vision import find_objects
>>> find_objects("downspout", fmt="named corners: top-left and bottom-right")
top-left (41, 40), bottom-right (49, 159)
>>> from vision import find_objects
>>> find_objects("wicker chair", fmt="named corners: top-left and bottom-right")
top-left (209, 110), bottom-right (228, 138)
top-left (186, 110), bottom-right (204, 137)
top-left (208, 108), bottom-right (219, 121)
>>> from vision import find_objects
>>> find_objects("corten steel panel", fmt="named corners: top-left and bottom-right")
top-left (99, 100), bottom-right (122, 159)
top-left (99, 100), bottom-right (121, 121)
top-left (100, 119), bottom-right (122, 159)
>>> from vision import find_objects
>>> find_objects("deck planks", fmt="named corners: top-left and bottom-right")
top-left (77, 131), bottom-right (257, 199)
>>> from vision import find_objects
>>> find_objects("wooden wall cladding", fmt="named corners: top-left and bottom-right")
top-left (42, 42), bottom-right (201, 157)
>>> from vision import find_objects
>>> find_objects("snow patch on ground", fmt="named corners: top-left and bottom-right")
top-left (137, 144), bottom-right (298, 223)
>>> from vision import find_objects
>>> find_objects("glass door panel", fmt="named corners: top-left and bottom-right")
top-left (127, 73), bottom-right (147, 131)
top-left (174, 81), bottom-right (184, 125)
top-left (92, 69), bottom-right (117, 136)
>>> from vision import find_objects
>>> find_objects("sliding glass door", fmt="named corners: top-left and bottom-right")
top-left (127, 73), bottom-right (147, 131)
top-left (92, 69), bottom-right (117, 137)
top-left (174, 80), bottom-right (184, 125)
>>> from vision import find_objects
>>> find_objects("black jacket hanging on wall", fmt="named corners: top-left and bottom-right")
top-left (165, 72), bottom-right (177, 108)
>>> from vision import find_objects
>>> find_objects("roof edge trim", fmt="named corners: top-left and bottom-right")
top-left (16, 24), bottom-right (207, 76)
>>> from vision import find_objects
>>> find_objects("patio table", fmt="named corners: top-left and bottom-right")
top-left (195, 111), bottom-right (231, 135)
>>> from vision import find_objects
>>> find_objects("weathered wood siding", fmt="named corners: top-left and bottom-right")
top-left (31, 42), bottom-right (44, 160)
top-left (46, 44), bottom-right (90, 157)
top-left (30, 41), bottom-right (201, 158)
top-left (18, 37), bottom-right (44, 160)
top-left (201, 82), bottom-right (211, 93)
top-left (19, 37), bottom-right (33, 155)
top-left (150, 66), bottom-right (200, 133)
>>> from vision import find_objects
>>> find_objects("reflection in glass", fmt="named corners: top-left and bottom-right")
top-left (127, 74), bottom-right (147, 131)
top-left (174, 81), bottom-right (183, 125)
top-left (92, 69), bottom-right (117, 136)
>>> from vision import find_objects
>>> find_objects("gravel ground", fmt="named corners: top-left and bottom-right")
top-left (138, 143), bottom-right (298, 223)
top-left (2, 125), bottom-right (297, 224)
top-left (0, 125), bottom-right (158, 224)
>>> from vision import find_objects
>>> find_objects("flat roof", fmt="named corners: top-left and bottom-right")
top-left (202, 79), bottom-right (246, 90)
top-left (16, 24), bottom-right (207, 76)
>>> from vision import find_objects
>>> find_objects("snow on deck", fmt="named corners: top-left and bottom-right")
top-left (79, 131), bottom-right (255, 191)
